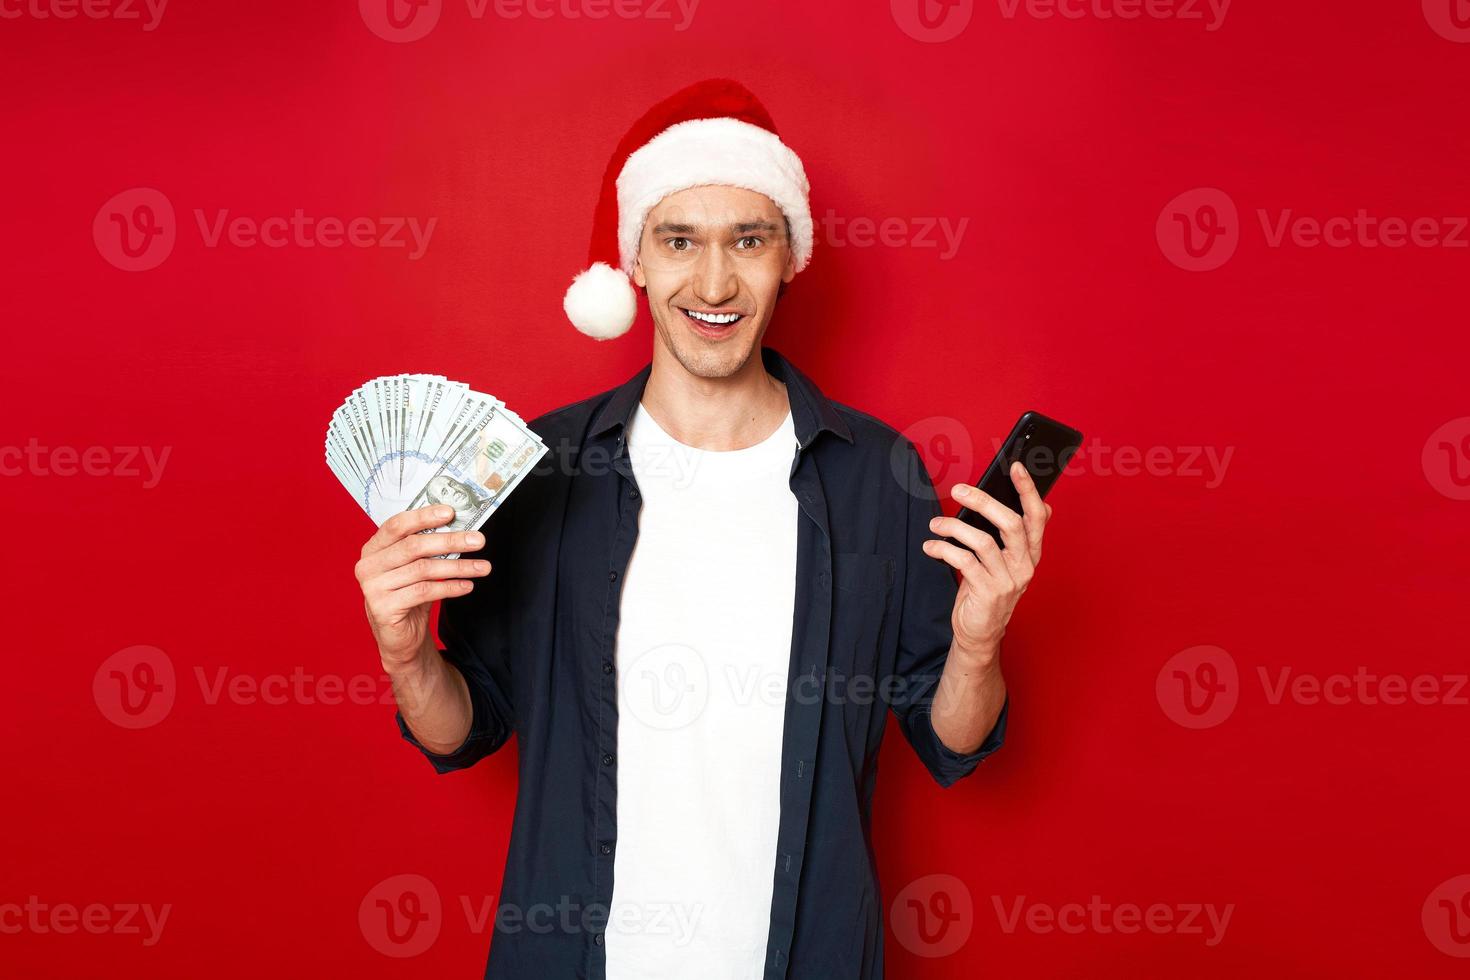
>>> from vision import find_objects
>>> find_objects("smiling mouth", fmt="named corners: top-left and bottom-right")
top-left (680, 307), bottom-right (746, 334)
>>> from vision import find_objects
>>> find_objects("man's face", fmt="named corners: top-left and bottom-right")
top-left (631, 184), bottom-right (796, 380)
top-left (428, 475), bottom-right (473, 514)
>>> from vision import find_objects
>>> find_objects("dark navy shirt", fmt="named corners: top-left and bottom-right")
top-left (396, 346), bottom-right (1008, 979)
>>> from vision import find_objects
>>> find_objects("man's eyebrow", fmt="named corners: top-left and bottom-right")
top-left (649, 219), bottom-right (782, 235)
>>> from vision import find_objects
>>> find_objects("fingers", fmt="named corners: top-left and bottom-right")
top-left (367, 578), bottom-right (477, 620)
top-left (356, 527), bottom-right (486, 583)
top-left (376, 557), bottom-right (491, 593)
top-left (917, 540), bottom-right (1011, 593)
top-left (1008, 461), bottom-right (1050, 562)
top-left (362, 505), bottom-right (457, 559)
top-left (950, 482), bottom-right (1028, 555)
top-left (928, 516), bottom-right (1005, 576)
top-left (923, 534), bottom-right (1006, 590)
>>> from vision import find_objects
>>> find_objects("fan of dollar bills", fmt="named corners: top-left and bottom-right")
top-left (324, 374), bottom-right (547, 556)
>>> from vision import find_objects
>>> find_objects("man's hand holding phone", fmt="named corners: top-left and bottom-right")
top-left (923, 461), bottom-right (1053, 658)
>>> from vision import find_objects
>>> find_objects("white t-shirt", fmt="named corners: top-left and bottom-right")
top-left (606, 400), bottom-right (799, 980)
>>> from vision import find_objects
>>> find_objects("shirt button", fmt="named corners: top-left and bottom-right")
top-left (594, 933), bottom-right (604, 946)
top-left (602, 753), bottom-right (615, 766)
top-left (629, 488), bottom-right (639, 500)
top-left (600, 842), bottom-right (613, 855)
top-left (608, 570), bottom-right (618, 582)
top-left (602, 661), bottom-right (614, 675)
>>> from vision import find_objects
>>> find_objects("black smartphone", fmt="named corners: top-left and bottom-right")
top-left (952, 411), bottom-right (1084, 549)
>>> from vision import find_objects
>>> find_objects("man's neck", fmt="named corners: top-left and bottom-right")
top-left (640, 343), bottom-right (791, 452)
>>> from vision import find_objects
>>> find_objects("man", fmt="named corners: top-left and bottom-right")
top-left (353, 79), bottom-right (1054, 979)
top-left (421, 474), bottom-right (487, 530)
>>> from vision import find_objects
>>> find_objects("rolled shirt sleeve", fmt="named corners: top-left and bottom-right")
top-left (889, 439), bottom-right (1008, 788)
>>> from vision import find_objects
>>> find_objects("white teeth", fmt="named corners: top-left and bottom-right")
top-left (684, 309), bottom-right (741, 325)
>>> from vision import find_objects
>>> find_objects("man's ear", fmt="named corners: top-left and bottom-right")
top-left (632, 257), bottom-right (647, 288)
top-left (781, 247), bottom-right (797, 284)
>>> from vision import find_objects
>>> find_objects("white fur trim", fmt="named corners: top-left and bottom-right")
top-left (563, 261), bottom-right (638, 340)
top-left (615, 117), bottom-right (812, 276)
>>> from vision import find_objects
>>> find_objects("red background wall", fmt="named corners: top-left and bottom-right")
top-left (4, 0), bottom-right (1469, 976)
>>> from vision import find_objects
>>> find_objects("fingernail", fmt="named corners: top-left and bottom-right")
top-left (437, 506), bottom-right (452, 519)
top-left (929, 517), bottom-right (941, 530)
top-left (467, 532), bottom-right (484, 548)
top-left (954, 485), bottom-right (970, 498)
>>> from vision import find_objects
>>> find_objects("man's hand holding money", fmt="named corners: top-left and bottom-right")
top-left (355, 505), bottom-right (491, 670)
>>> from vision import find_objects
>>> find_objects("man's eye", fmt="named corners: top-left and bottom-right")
top-left (735, 237), bottom-right (762, 250)
top-left (668, 238), bottom-right (691, 251)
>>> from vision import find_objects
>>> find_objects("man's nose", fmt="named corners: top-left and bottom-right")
top-left (691, 244), bottom-right (738, 306)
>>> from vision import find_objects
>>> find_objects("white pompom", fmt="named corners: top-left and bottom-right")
top-left (562, 261), bottom-right (637, 340)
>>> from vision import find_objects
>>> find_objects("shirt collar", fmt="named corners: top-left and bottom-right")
top-left (589, 346), bottom-right (853, 451)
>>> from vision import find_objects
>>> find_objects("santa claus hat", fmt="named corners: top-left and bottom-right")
top-left (562, 78), bottom-right (814, 340)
